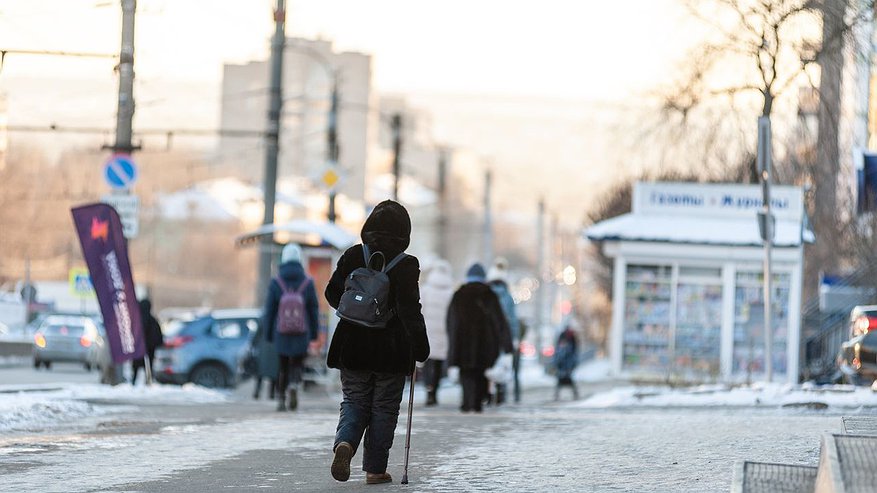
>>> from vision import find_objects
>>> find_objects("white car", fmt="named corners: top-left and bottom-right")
top-left (32, 315), bottom-right (106, 371)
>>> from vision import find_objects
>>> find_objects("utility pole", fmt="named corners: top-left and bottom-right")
top-left (483, 168), bottom-right (493, 265)
top-left (257, 0), bottom-right (286, 304)
top-left (106, 0), bottom-right (137, 385)
top-left (391, 114), bottom-right (402, 201)
top-left (535, 198), bottom-right (545, 362)
top-left (326, 77), bottom-right (339, 223)
top-left (436, 147), bottom-right (449, 259)
top-left (757, 116), bottom-right (773, 382)
top-left (113, 0), bottom-right (136, 154)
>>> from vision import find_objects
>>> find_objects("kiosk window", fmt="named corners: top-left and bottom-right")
top-left (674, 266), bottom-right (723, 377)
top-left (622, 265), bottom-right (672, 371)
top-left (732, 272), bottom-right (791, 376)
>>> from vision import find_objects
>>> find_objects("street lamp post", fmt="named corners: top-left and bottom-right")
top-left (285, 42), bottom-right (340, 223)
top-left (327, 79), bottom-right (339, 223)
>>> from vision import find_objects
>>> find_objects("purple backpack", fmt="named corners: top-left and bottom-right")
top-left (275, 276), bottom-right (311, 335)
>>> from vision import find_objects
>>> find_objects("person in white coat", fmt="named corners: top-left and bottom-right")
top-left (420, 259), bottom-right (454, 406)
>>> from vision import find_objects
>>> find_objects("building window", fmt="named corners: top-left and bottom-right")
top-left (733, 271), bottom-right (791, 377)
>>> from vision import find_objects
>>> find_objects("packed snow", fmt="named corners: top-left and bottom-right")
top-left (573, 381), bottom-right (877, 409)
top-left (0, 382), bottom-right (228, 433)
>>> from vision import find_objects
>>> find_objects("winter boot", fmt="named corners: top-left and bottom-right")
top-left (276, 393), bottom-right (287, 411)
top-left (331, 442), bottom-right (353, 482)
top-left (287, 388), bottom-right (298, 411)
top-left (426, 390), bottom-right (437, 406)
top-left (365, 472), bottom-right (392, 484)
top-left (496, 384), bottom-right (506, 405)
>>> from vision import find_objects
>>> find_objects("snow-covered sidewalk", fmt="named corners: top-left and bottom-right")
top-left (0, 382), bottom-right (228, 433)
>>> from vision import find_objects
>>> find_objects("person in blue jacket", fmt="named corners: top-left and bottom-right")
top-left (552, 325), bottom-right (580, 401)
top-left (263, 243), bottom-right (320, 411)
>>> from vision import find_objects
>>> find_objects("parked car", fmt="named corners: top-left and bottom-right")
top-left (153, 308), bottom-right (260, 388)
top-left (32, 314), bottom-right (106, 371)
top-left (850, 305), bottom-right (877, 338)
top-left (838, 330), bottom-right (877, 385)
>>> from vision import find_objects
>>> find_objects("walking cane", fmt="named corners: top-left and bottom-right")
top-left (401, 367), bottom-right (417, 484)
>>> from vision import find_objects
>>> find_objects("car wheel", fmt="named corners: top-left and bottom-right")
top-left (190, 363), bottom-right (229, 388)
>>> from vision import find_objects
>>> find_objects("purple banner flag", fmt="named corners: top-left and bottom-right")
top-left (71, 203), bottom-right (144, 364)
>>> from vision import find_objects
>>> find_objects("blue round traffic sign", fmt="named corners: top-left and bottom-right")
top-left (104, 154), bottom-right (138, 190)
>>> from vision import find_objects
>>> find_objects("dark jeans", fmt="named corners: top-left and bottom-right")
top-left (253, 377), bottom-right (276, 399)
top-left (555, 375), bottom-right (579, 400)
top-left (278, 354), bottom-right (306, 393)
top-left (131, 350), bottom-right (155, 385)
top-left (459, 368), bottom-right (488, 412)
top-left (422, 359), bottom-right (444, 392)
top-left (512, 350), bottom-right (521, 403)
top-left (334, 369), bottom-right (406, 474)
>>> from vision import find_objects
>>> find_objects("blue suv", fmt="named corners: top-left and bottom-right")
top-left (154, 308), bottom-right (260, 388)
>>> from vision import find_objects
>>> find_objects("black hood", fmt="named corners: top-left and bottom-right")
top-left (361, 200), bottom-right (411, 255)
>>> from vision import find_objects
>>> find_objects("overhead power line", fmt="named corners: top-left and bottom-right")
top-left (0, 48), bottom-right (117, 73)
top-left (6, 124), bottom-right (267, 138)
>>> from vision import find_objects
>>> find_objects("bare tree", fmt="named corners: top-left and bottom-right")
top-left (651, 0), bottom-right (877, 298)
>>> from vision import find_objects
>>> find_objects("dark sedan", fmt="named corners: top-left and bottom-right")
top-left (838, 331), bottom-right (877, 385)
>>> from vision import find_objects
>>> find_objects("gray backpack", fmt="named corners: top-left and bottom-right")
top-left (336, 244), bottom-right (407, 328)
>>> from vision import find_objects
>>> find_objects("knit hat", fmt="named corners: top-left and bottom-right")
top-left (281, 243), bottom-right (302, 264)
top-left (466, 263), bottom-right (486, 283)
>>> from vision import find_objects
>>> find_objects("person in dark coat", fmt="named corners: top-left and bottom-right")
top-left (250, 323), bottom-right (278, 400)
top-left (263, 243), bottom-right (320, 411)
top-left (325, 200), bottom-right (430, 485)
top-left (446, 263), bottom-right (513, 413)
top-left (132, 298), bottom-right (163, 385)
top-left (552, 326), bottom-right (579, 400)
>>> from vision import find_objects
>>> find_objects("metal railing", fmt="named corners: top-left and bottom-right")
top-left (800, 269), bottom-right (877, 382)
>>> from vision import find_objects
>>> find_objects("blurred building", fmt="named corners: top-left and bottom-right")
top-left (217, 38), bottom-right (374, 202)
top-left (0, 91), bottom-right (7, 170)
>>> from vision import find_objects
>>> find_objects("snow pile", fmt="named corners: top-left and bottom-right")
top-left (0, 393), bottom-right (106, 432)
top-left (60, 382), bottom-right (230, 404)
top-left (574, 382), bottom-right (877, 409)
top-left (0, 383), bottom-right (228, 432)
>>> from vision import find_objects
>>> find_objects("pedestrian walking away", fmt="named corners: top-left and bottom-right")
top-left (131, 298), bottom-right (163, 385)
top-left (325, 200), bottom-right (430, 485)
top-left (420, 258), bottom-right (454, 406)
top-left (250, 322), bottom-right (278, 401)
top-left (487, 257), bottom-right (519, 405)
top-left (446, 263), bottom-right (512, 413)
top-left (552, 325), bottom-right (580, 401)
top-left (263, 243), bottom-right (320, 411)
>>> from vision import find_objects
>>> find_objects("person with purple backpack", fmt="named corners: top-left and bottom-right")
top-left (263, 243), bottom-right (320, 411)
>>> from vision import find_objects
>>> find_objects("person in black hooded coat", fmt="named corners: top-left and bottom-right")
top-left (446, 263), bottom-right (513, 412)
top-left (325, 200), bottom-right (429, 485)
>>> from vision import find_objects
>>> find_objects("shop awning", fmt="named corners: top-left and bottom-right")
top-left (235, 219), bottom-right (357, 250)
top-left (585, 213), bottom-right (815, 247)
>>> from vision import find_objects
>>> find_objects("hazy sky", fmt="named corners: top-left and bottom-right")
top-left (0, 0), bottom-right (695, 100)
top-left (0, 0), bottom-right (705, 220)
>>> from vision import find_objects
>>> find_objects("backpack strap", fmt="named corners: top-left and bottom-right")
top-left (294, 277), bottom-right (311, 294)
top-left (362, 243), bottom-right (407, 273)
top-left (383, 252), bottom-right (408, 273)
top-left (275, 276), bottom-right (289, 293)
